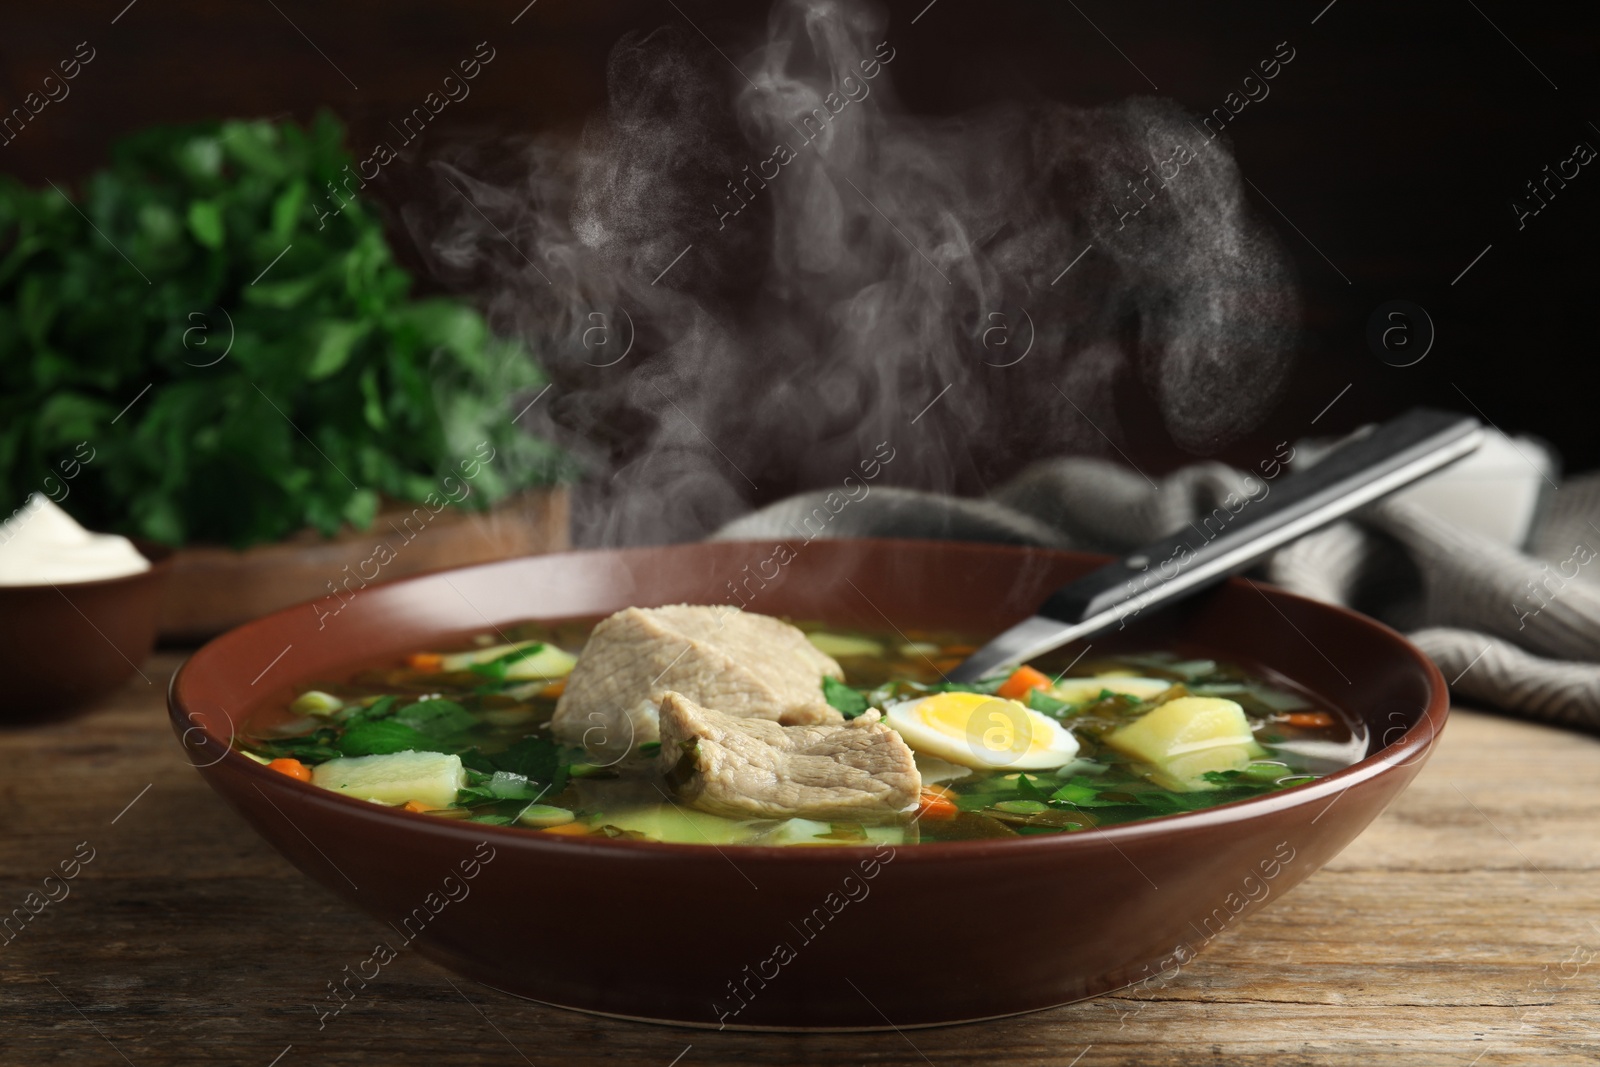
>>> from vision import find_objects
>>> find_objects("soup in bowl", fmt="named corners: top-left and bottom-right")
top-left (238, 615), bottom-right (1364, 845)
top-left (169, 539), bottom-right (1446, 1029)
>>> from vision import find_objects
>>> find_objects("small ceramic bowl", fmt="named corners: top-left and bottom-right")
top-left (169, 539), bottom-right (1447, 1029)
top-left (0, 542), bottom-right (172, 720)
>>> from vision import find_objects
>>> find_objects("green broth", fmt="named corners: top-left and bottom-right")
top-left (240, 619), bottom-right (1364, 845)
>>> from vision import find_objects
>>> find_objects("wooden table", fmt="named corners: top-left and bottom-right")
top-left (3, 652), bottom-right (1597, 1066)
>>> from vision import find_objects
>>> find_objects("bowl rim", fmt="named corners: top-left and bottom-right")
top-left (168, 538), bottom-right (1450, 864)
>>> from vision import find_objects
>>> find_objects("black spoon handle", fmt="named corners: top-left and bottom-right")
top-left (948, 407), bottom-right (1484, 682)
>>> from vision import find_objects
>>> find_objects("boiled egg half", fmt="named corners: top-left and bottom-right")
top-left (883, 691), bottom-right (1079, 770)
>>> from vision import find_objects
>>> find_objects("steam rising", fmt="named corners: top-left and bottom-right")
top-left (409, 0), bottom-right (1299, 547)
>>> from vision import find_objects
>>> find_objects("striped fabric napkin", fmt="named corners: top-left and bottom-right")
top-left (715, 430), bottom-right (1598, 731)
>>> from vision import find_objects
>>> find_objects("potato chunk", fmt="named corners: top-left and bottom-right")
top-left (1050, 676), bottom-right (1173, 704)
top-left (311, 750), bottom-right (466, 808)
top-left (1106, 697), bottom-right (1265, 791)
top-left (588, 805), bottom-right (760, 845)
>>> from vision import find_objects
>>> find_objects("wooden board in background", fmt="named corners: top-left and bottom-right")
top-left (156, 489), bottom-right (569, 641)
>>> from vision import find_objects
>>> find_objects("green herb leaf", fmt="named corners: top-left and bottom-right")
top-left (337, 694), bottom-right (398, 724)
top-left (1134, 792), bottom-right (1187, 814)
top-left (492, 735), bottom-right (573, 794)
top-left (306, 320), bottom-right (370, 381)
top-left (990, 800), bottom-right (1049, 815)
top-left (0, 113), bottom-right (570, 549)
top-left (186, 199), bottom-right (224, 248)
top-left (247, 729), bottom-right (341, 764)
top-left (1013, 773), bottom-right (1050, 803)
top-left (337, 720), bottom-right (435, 757)
top-left (822, 676), bottom-right (870, 718)
top-left (1026, 688), bottom-right (1070, 716)
top-left (1047, 776), bottom-right (1137, 808)
top-left (468, 643), bottom-right (547, 681)
top-left (458, 749), bottom-right (497, 776)
top-left (1048, 782), bottom-right (1099, 805)
top-left (392, 698), bottom-right (476, 738)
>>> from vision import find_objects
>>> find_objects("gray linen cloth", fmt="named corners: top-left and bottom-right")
top-left (715, 453), bottom-right (1600, 733)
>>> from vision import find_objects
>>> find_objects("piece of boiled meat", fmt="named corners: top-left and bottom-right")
top-left (552, 605), bottom-right (843, 758)
top-left (656, 691), bottom-right (921, 823)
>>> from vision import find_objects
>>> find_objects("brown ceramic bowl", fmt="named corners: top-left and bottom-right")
top-left (169, 539), bottom-right (1446, 1030)
top-left (0, 542), bottom-right (172, 720)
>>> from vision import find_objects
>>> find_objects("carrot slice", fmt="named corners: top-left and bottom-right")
top-left (540, 822), bottom-right (592, 836)
top-left (267, 758), bottom-right (312, 782)
top-left (402, 800), bottom-right (436, 813)
top-left (539, 680), bottom-right (567, 699)
top-left (997, 665), bottom-right (1052, 701)
top-left (916, 788), bottom-right (959, 821)
top-left (1285, 711), bottom-right (1335, 729)
top-left (406, 652), bottom-right (444, 673)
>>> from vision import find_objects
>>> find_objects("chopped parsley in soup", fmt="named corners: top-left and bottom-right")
top-left (239, 605), bottom-right (1364, 845)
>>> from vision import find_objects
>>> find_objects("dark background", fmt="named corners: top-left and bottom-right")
top-left (5, 0), bottom-right (1596, 498)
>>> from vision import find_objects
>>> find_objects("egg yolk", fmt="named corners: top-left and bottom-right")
top-left (915, 692), bottom-right (1053, 758)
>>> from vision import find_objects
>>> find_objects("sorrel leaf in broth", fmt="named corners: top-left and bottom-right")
top-left (392, 698), bottom-right (476, 738)
top-left (338, 720), bottom-right (437, 757)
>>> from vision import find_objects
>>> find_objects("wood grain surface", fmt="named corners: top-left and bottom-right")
top-left (2, 652), bottom-right (1597, 1066)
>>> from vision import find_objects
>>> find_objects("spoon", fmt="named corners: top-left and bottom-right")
top-left (946, 407), bottom-right (1484, 683)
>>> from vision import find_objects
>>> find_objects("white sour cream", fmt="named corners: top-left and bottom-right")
top-left (0, 495), bottom-right (151, 585)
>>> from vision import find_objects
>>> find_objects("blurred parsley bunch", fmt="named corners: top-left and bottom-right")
top-left (0, 111), bottom-right (565, 548)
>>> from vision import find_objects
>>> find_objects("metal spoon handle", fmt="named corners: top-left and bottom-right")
top-left (947, 407), bottom-right (1484, 682)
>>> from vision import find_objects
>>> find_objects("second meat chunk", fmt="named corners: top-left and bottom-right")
top-left (552, 605), bottom-right (844, 757)
top-left (657, 692), bottom-right (922, 823)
